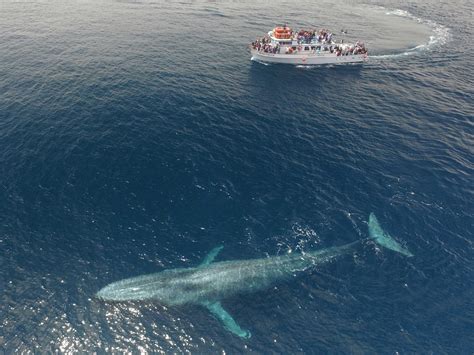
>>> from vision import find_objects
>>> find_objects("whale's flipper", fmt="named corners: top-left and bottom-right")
top-left (203, 301), bottom-right (251, 339)
top-left (369, 213), bottom-right (413, 257)
top-left (199, 246), bottom-right (224, 267)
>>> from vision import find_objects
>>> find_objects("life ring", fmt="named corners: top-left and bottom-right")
top-left (274, 27), bottom-right (291, 37)
top-left (275, 32), bottom-right (291, 39)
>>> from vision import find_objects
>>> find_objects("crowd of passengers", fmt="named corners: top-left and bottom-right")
top-left (251, 28), bottom-right (334, 45)
top-left (251, 36), bottom-right (367, 56)
top-left (252, 38), bottom-right (281, 53)
top-left (251, 36), bottom-right (281, 53)
top-left (335, 43), bottom-right (368, 56)
top-left (296, 29), bottom-right (333, 44)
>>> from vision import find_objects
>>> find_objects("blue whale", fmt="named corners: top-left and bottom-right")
top-left (97, 213), bottom-right (413, 338)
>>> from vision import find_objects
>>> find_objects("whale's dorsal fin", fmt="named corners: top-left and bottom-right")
top-left (199, 245), bottom-right (224, 267)
top-left (203, 301), bottom-right (251, 339)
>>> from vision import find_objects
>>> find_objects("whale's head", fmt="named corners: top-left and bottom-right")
top-left (96, 281), bottom-right (151, 302)
top-left (96, 269), bottom-right (198, 304)
top-left (96, 273), bottom-right (169, 302)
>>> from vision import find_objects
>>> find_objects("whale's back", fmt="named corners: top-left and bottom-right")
top-left (97, 256), bottom-right (296, 304)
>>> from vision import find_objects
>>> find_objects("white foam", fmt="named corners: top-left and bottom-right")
top-left (251, 57), bottom-right (271, 66)
top-left (296, 65), bottom-right (320, 69)
top-left (372, 8), bottom-right (450, 59)
top-left (385, 9), bottom-right (410, 17)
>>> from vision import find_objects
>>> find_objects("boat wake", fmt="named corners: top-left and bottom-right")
top-left (251, 57), bottom-right (271, 66)
top-left (371, 8), bottom-right (450, 60)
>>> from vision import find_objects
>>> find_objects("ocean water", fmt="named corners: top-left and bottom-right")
top-left (1, 0), bottom-right (473, 352)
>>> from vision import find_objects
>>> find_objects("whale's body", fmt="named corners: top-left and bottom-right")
top-left (97, 244), bottom-right (354, 305)
top-left (97, 213), bottom-right (412, 338)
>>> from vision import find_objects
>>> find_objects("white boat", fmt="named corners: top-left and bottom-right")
top-left (250, 26), bottom-right (368, 65)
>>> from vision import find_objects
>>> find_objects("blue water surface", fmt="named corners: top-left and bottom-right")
top-left (0, 0), bottom-right (473, 352)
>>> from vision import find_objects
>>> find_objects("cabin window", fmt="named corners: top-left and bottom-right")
top-left (292, 46), bottom-right (297, 50)
top-left (304, 46), bottom-right (309, 51)
top-left (311, 46), bottom-right (315, 50)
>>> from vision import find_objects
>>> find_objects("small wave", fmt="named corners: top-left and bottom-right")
top-left (251, 57), bottom-right (271, 66)
top-left (296, 65), bottom-right (319, 69)
top-left (372, 8), bottom-right (450, 59)
top-left (385, 9), bottom-right (410, 17)
top-left (371, 45), bottom-right (421, 59)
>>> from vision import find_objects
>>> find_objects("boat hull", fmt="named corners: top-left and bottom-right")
top-left (250, 49), bottom-right (367, 65)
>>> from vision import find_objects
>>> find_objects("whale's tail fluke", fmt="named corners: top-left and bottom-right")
top-left (368, 213), bottom-right (413, 257)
